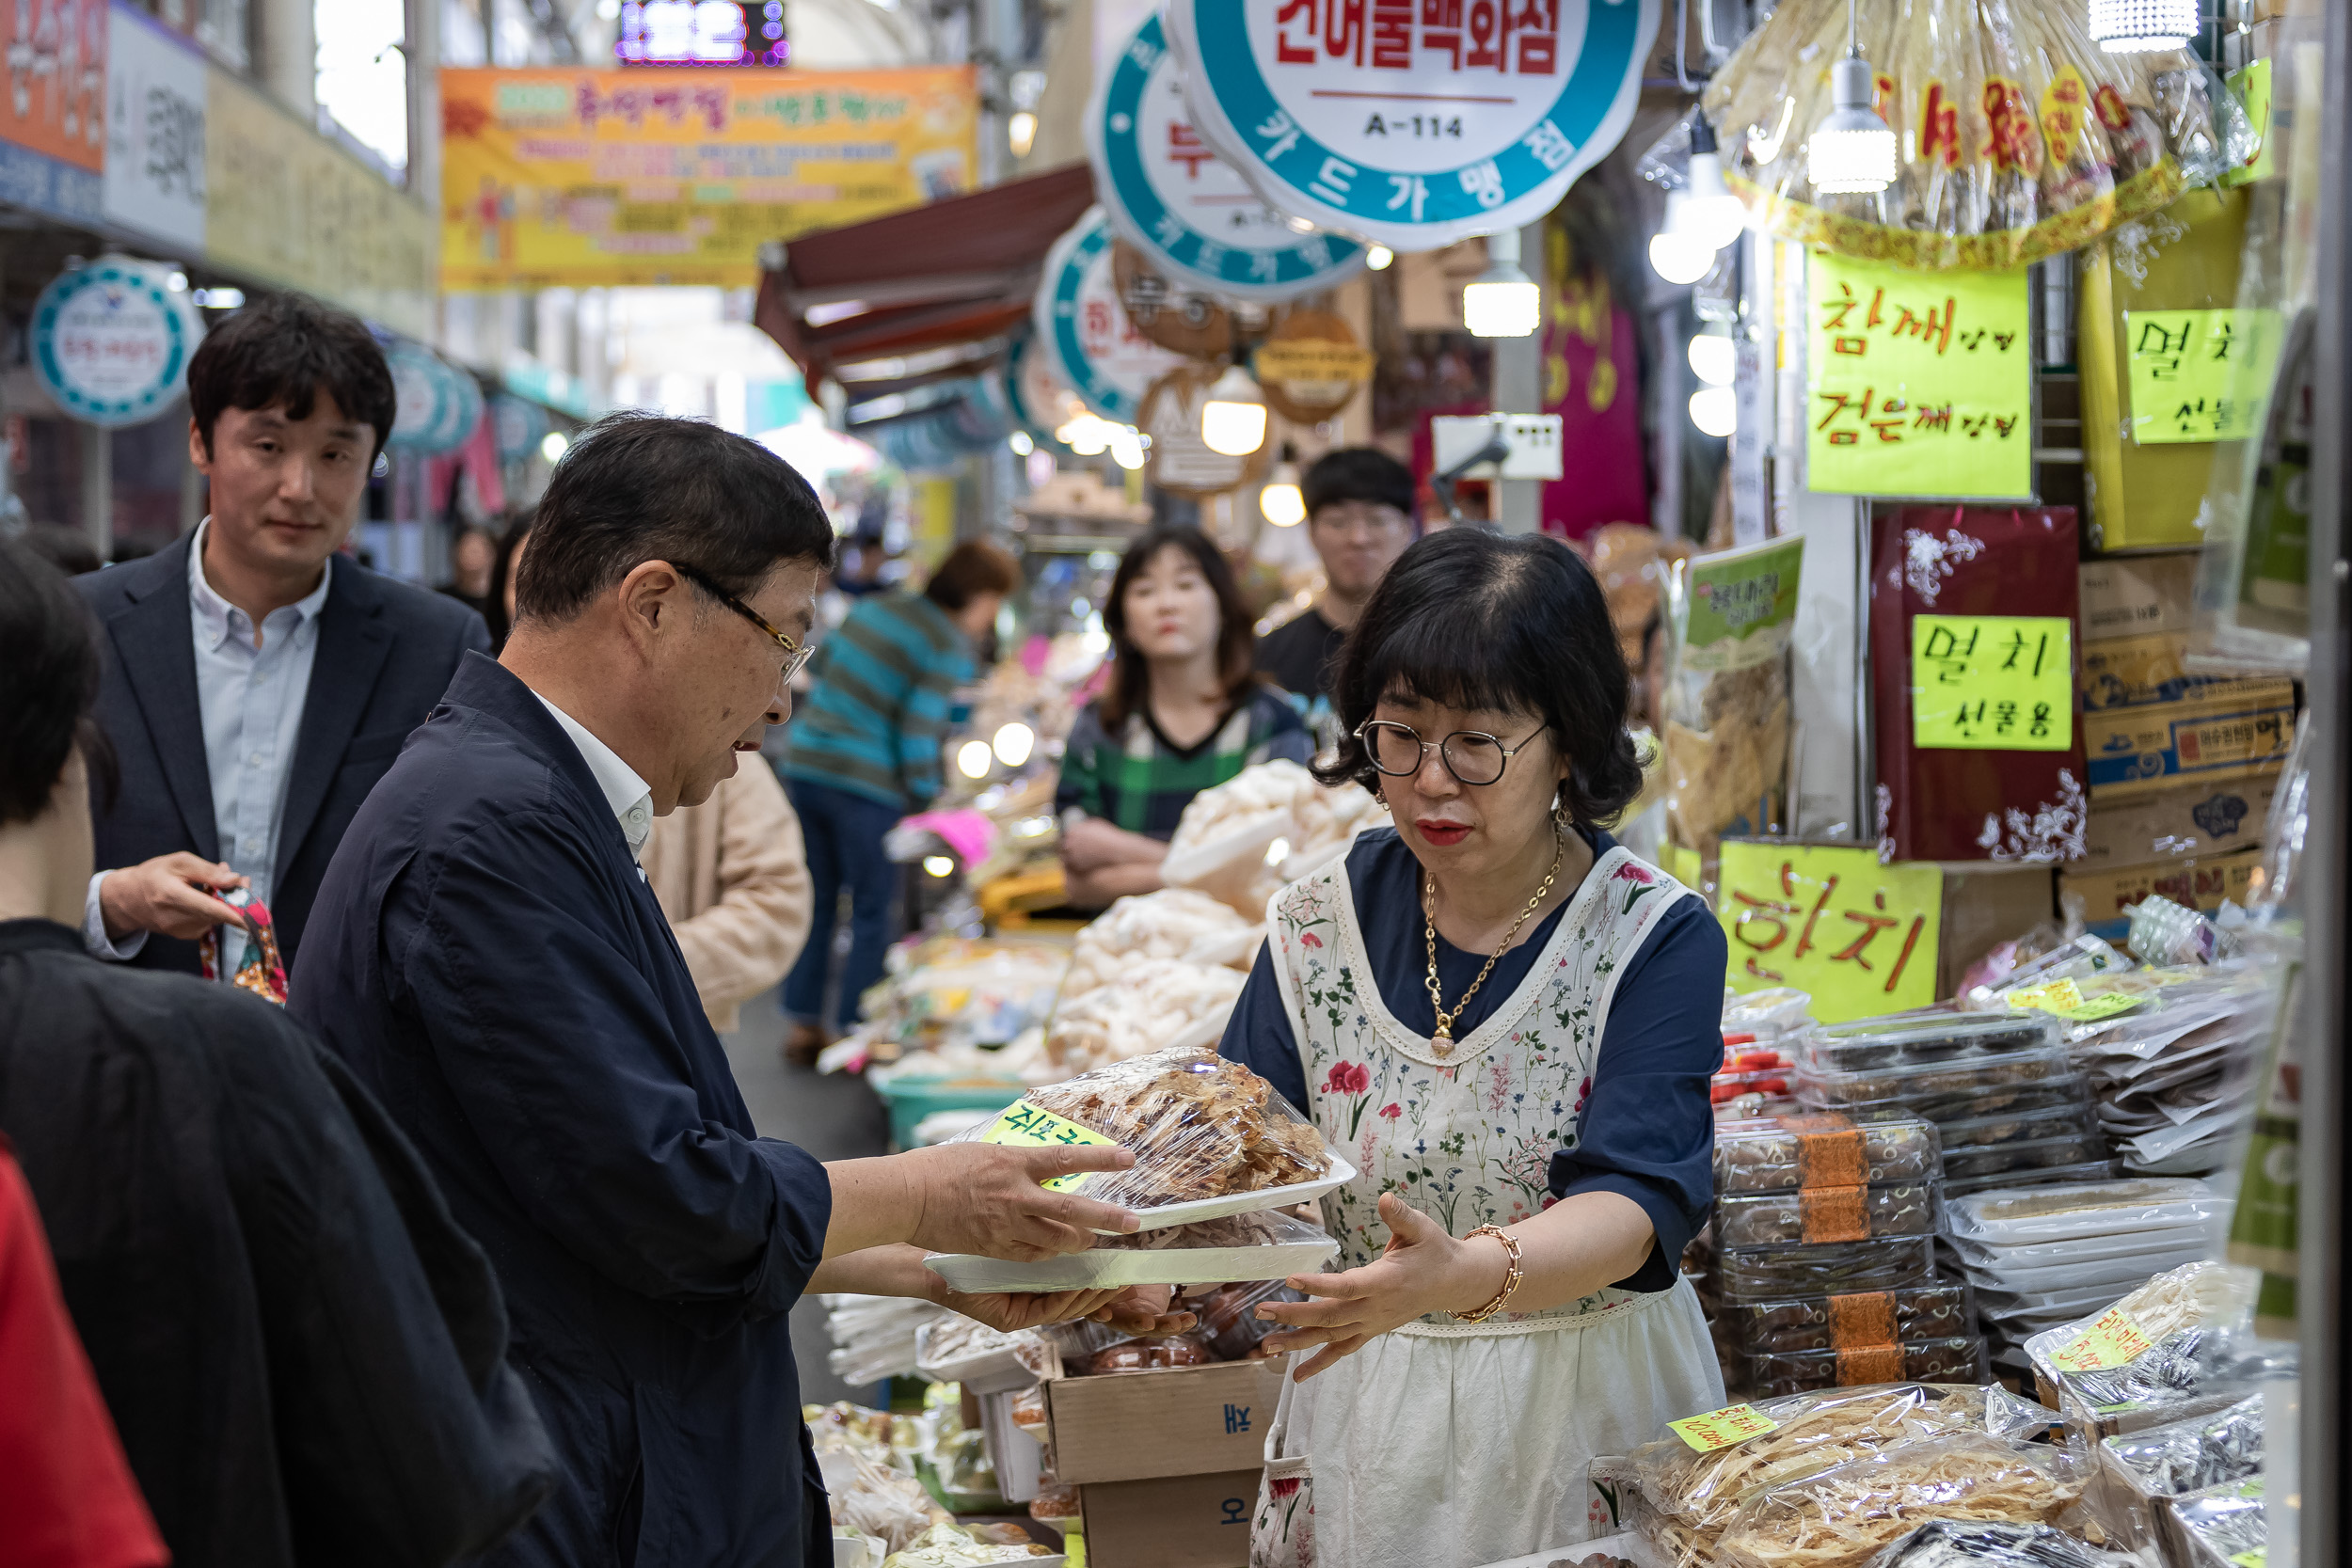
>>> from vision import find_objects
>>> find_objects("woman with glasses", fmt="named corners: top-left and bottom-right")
top-left (1217, 529), bottom-right (1726, 1568)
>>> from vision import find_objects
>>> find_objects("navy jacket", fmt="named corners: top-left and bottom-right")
top-left (76, 533), bottom-right (490, 973)
top-left (291, 653), bottom-right (834, 1568)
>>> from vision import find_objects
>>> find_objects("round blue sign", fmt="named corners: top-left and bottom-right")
top-left (1166, 0), bottom-right (1659, 251)
top-left (1032, 207), bottom-right (1187, 424)
top-left (31, 258), bottom-right (204, 428)
top-left (1088, 12), bottom-right (1367, 299)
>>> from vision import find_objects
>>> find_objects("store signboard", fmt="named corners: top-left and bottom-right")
top-left (0, 0), bottom-right (107, 224)
top-left (1910, 613), bottom-right (2074, 752)
top-left (103, 2), bottom-right (205, 251)
top-left (1033, 206), bottom-right (1187, 424)
top-left (1805, 254), bottom-right (2030, 499)
top-left (2122, 308), bottom-right (2280, 446)
top-left (206, 65), bottom-right (433, 338)
top-left (1088, 12), bottom-right (1364, 299)
top-left (438, 66), bottom-right (977, 290)
top-left (1165, 0), bottom-right (1657, 252)
top-left (1717, 843), bottom-right (1943, 1023)
top-left (31, 256), bottom-right (205, 427)
top-left (385, 342), bottom-right (484, 454)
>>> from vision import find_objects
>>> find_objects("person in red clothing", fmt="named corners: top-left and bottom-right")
top-left (0, 1145), bottom-right (168, 1568)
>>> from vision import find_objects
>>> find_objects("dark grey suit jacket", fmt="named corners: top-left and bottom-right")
top-left (75, 533), bottom-right (489, 974)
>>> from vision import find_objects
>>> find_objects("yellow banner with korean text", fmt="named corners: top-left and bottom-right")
top-left (1806, 253), bottom-right (2032, 499)
top-left (439, 67), bottom-right (978, 290)
top-left (1911, 614), bottom-right (2074, 752)
top-left (1718, 844), bottom-right (1944, 1024)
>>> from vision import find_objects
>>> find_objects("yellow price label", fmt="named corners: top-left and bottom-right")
top-left (2052, 1307), bottom-right (2157, 1372)
top-left (979, 1101), bottom-right (1120, 1193)
top-left (2052, 991), bottom-right (2143, 1022)
top-left (2230, 1552), bottom-right (2265, 1568)
top-left (1912, 615), bottom-right (2074, 752)
top-left (2125, 309), bottom-right (2281, 445)
top-left (2008, 978), bottom-right (2085, 1014)
top-left (1669, 1403), bottom-right (1782, 1452)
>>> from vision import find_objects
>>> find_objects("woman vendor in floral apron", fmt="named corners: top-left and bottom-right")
top-left (1218, 529), bottom-right (1726, 1568)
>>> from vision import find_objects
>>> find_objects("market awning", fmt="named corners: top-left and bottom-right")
top-left (755, 163), bottom-right (1097, 392)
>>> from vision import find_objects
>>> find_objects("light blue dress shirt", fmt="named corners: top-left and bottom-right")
top-left (83, 521), bottom-right (332, 970)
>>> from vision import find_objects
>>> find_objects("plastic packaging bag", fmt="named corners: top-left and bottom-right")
top-left (823, 1450), bottom-right (953, 1557)
top-left (1744, 1338), bottom-right (1988, 1399)
top-left (1941, 1179), bottom-right (2223, 1246)
top-left (1714, 1236), bottom-right (1938, 1304)
top-left (2025, 1262), bottom-right (2261, 1420)
top-left (1041, 959), bottom-right (1248, 1075)
top-left (1725, 1284), bottom-right (1972, 1356)
top-left (1159, 761), bottom-right (1378, 916)
top-left (1713, 1433), bottom-right (2089, 1568)
top-left (2103, 1396), bottom-right (2263, 1497)
top-left (825, 1294), bottom-right (953, 1386)
top-left (1185, 1277), bottom-right (1305, 1360)
top-left (1859, 1520), bottom-right (2147, 1568)
top-left (1713, 1181), bottom-right (1940, 1248)
top-left (950, 1047), bottom-right (1339, 1219)
top-left (1714, 1112), bottom-right (1941, 1196)
top-left (878, 1522), bottom-right (1056, 1565)
top-left (1060, 889), bottom-right (1263, 1001)
top-left (2162, 1478), bottom-right (2265, 1567)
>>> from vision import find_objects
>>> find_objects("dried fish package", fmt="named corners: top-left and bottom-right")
top-left (2102, 1396), bottom-right (2263, 1497)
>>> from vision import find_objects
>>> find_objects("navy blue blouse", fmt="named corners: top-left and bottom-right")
top-left (1218, 826), bottom-right (1724, 1291)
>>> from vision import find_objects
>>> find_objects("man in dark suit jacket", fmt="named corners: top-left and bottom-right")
top-left (76, 291), bottom-right (487, 975)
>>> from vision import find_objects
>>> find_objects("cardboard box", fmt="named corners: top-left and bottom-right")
top-left (2058, 848), bottom-right (2264, 939)
top-left (2079, 554), bottom-right (2200, 642)
top-left (2077, 776), bottom-right (2278, 870)
top-left (2083, 685), bottom-right (2296, 802)
top-left (1079, 1469), bottom-right (1259, 1568)
top-left (1046, 1360), bottom-right (1287, 1485)
top-left (2078, 632), bottom-right (2286, 712)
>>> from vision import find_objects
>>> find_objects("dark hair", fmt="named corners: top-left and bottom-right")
top-left (485, 511), bottom-right (533, 650)
top-left (923, 539), bottom-right (1021, 612)
top-left (0, 536), bottom-right (115, 825)
top-left (515, 413), bottom-right (835, 624)
top-left (20, 524), bottom-right (101, 578)
top-left (1302, 447), bottom-right (1417, 521)
top-left (1098, 525), bottom-right (1257, 729)
top-left (187, 291), bottom-right (398, 459)
top-left (1318, 530), bottom-right (1642, 824)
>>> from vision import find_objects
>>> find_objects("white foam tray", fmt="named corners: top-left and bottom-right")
top-left (927, 1234), bottom-right (1338, 1294)
top-left (1109, 1154), bottom-right (1356, 1234)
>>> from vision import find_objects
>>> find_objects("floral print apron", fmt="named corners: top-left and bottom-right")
top-left (1248, 845), bottom-right (1724, 1568)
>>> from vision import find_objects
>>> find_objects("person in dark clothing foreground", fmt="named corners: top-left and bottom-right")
top-left (0, 534), bottom-right (557, 1568)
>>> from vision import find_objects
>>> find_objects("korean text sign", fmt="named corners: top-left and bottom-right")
top-left (981, 1101), bottom-right (1120, 1194)
top-left (1911, 614), bottom-right (2074, 752)
top-left (1718, 844), bottom-right (1943, 1024)
top-left (1806, 253), bottom-right (2031, 499)
top-left (439, 67), bottom-right (977, 289)
top-left (2123, 309), bottom-right (2280, 445)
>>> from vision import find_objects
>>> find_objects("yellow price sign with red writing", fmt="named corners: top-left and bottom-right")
top-left (2051, 1307), bottom-right (2157, 1373)
top-left (1718, 844), bottom-right (1943, 1025)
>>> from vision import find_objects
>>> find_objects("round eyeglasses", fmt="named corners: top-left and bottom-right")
top-left (1354, 719), bottom-right (1545, 786)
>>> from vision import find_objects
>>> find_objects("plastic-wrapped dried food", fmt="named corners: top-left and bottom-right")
top-left (1184, 1277), bottom-right (1302, 1361)
top-left (1042, 958), bottom-right (1249, 1073)
top-left (1944, 1179), bottom-right (2223, 1245)
top-left (1714, 1433), bottom-right (2088, 1568)
top-left (1715, 1236), bottom-right (1938, 1304)
top-left (879, 1522), bottom-right (1056, 1563)
top-left (1084, 1333), bottom-right (1215, 1375)
top-left (2103, 1396), bottom-right (2262, 1497)
top-left (1714, 1181), bottom-right (1940, 1248)
top-left (1026, 1482), bottom-right (1079, 1522)
top-left (1859, 1520), bottom-right (2142, 1568)
top-left (1942, 1153), bottom-right (2119, 1196)
top-left (1795, 1046), bottom-right (2078, 1119)
top-left (1939, 1128), bottom-right (2106, 1178)
top-left (959, 1047), bottom-right (1340, 1216)
top-left (2026, 1262), bottom-right (2259, 1418)
top-left (1715, 1111), bottom-right (1941, 1195)
top-left (2163, 1479), bottom-right (2265, 1567)
top-left (930, 1210), bottom-right (1337, 1294)
top-left (1934, 1094), bottom-right (2101, 1152)
top-left (1746, 1338), bottom-right (1988, 1398)
top-left (1061, 888), bottom-right (1263, 1001)
top-left (1807, 1013), bottom-right (2057, 1072)
top-left (1727, 1283), bottom-right (1972, 1355)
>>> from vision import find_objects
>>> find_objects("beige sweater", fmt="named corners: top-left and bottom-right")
top-left (641, 761), bottom-right (814, 1033)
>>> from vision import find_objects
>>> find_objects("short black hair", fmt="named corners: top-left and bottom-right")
top-left (0, 535), bottom-right (114, 825)
top-left (516, 413), bottom-right (835, 623)
top-left (1303, 447), bottom-right (1416, 521)
top-left (1099, 525), bottom-right (1258, 729)
top-left (1318, 530), bottom-right (1642, 824)
top-left (187, 291), bottom-right (398, 459)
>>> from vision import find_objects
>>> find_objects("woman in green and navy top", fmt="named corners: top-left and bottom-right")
top-left (1057, 525), bottom-right (1311, 910)
top-left (781, 541), bottom-right (1019, 1059)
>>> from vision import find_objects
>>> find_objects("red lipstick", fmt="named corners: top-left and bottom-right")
top-left (1415, 819), bottom-right (1470, 847)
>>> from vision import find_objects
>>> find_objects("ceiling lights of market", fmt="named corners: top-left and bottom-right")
top-left (1688, 323), bottom-right (1736, 388)
top-left (1463, 229), bottom-right (1541, 340)
top-left (1200, 363), bottom-right (1269, 456)
top-left (1259, 451), bottom-right (1305, 528)
top-left (2089, 0), bottom-right (2199, 52)
top-left (1689, 385), bottom-right (1737, 438)
top-left (1806, 0), bottom-right (1897, 196)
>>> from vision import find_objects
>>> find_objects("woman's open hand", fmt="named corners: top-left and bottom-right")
top-left (1254, 1192), bottom-right (1509, 1380)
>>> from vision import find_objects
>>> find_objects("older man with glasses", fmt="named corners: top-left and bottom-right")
top-left (291, 414), bottom-right (1184, 1568)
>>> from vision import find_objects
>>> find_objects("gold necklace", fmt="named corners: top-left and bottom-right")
top-left (1422, 828), bottom-right (1566, 1056)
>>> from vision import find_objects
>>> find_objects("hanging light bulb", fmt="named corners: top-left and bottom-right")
top-left (1200, 363), bottom-right (1269, 455)
top-left (955, 740), bottom-right (993, 779)
top-left (1681, 115), bottom-right (1747, 252)
top-left (1260, 446), bottom-right (1305, 526)
top-left (1807, 1), bottom-right (1897, 195)
top-left (1690, 386), bottom-right (1738, 438)
top-left (1109, 425), bottom-right (1149, 469)
top-left (1648, 191), bottom-right (1717, 286)
top-left (1365, 245), bottom-right (1394, 271)
top-left (1688, 323), bottom-right (1736, 387)
top-left (2088, 0), bottom-right (2198, 52)
top-left (1462, 228), bottom-right (1540, 338)
top-left (992, 721), bottom-right (1036, 767)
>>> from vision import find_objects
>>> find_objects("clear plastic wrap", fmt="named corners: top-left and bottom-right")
top-left (1081, 1332), bottom-right (1216, 1375)
top-left (1714, 1433), bottom-right (2089, 1568)
top-left (1960, 1240), bottom-right (2212, 1299)
top-left (2161, 1479), bottom-right (2265, 1568)
top-left (1959, 934), bottom-right (2135, 1014)
top-left (1716, 1237), bottom-right (1939, 1304)
top-left (1795, 1044), bottom-right (2079, 1120)
top-left (1940, 1130), bottom-right (2111, 1182)
top-left (2025, 1262), bottom-right (2261, 1422)
top-left (1934, 1095), bottom-right (2103, 1153)
top-left (1041, 958), bottom-right (1250, 1075)
top-left (1158, 761), bottom-right (1379, 916)
top-left (1942, 1159), bottom-right (2123, 1200)
top-left (1744, 1338), bottom-right (1988, 1399)
top-left (822, 1449), bottom-right (954, 1557)
top-left (1807, 1013), bottom-right (2059, 1072)
top-left (825, 1294), bottom-right (954, 1386)
top-left (1184, 1277), bottom-right (1302, 1361)
top-left (914, 1320), bottom-right (1046, 1386)
top-left (876, 1522), bottom-right (1057, 1564)
top-left (1942, 1179), bottom-right (2224, 1246)
top-left (1060, 889), bottom-right (1263, 1001)
top-left (2102, 1396), bottom-right (2263, 1497)
top-left (928, 1211), bottom-right (1337, 1294)
top-left (1726, 1284), bottom-right (1973, 1355)
top-left (950, 1047), bottom-right (1340, 1220)
top-left (1858, 1520), bottom-right (2146, 1568)
top-left (1715, 1112), bottom-right (1942, 1196)
top-left (1714, 1181), bottom-right (1941, 1249)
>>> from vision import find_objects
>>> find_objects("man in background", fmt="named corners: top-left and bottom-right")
top-left (1253, 448), bottom-right (1417, 732)
top-left (75, 292), bottom-right (488, 975)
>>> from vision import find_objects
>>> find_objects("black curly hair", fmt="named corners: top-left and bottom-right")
top-left (1315, 529), bottom-right (1643, 825)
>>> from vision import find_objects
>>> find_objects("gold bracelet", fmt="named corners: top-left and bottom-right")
top-left (1456, 1224), bottom-right (1524, 1323)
